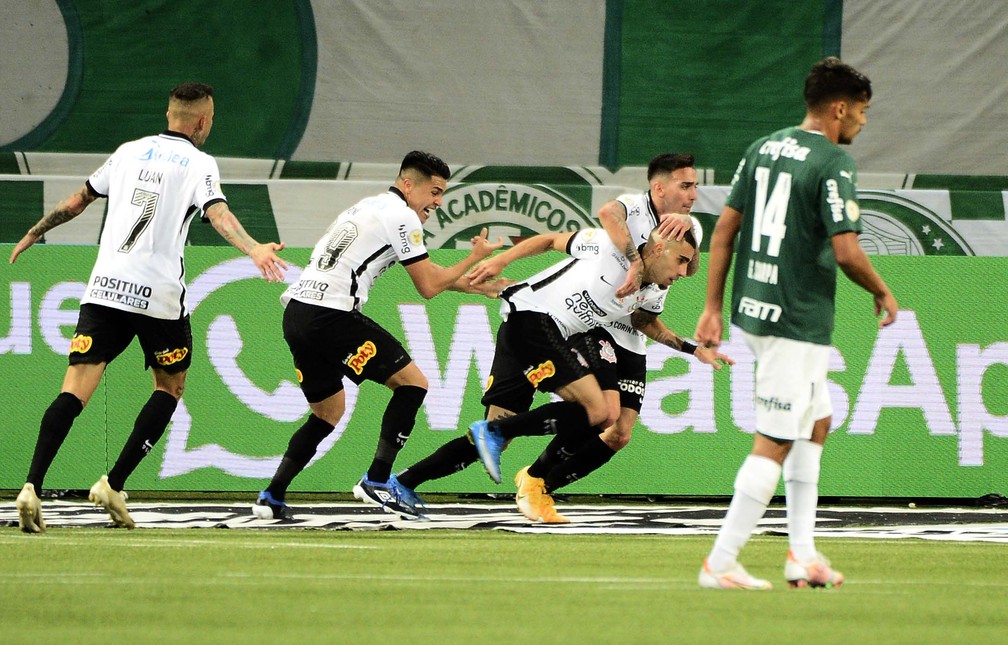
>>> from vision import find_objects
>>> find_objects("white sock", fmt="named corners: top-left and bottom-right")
top-left (784, 440), bottom-right (823, 563)
top-left (707, 455), bottom-right (782, 572)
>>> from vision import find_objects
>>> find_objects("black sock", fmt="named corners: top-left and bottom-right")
top-left (526, 427), bottom-right (599, 480)
top-left (367, 385), bottom-right (426, 483)
top-left (26, 392), bottom-right (84, 491)
top-left (543, 435), bottom-right (617, 493)
top-left (491, 401), bottom-right (588, 440)
top-left (266, 414), bottom-right (335, 499)
top-left (397, 435), bottom-right (479, 489)
top-left (107, 391), bottom-right (178, 491)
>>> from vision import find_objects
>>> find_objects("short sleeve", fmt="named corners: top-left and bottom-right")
top-left (819, 151), bottom-right (862, 235)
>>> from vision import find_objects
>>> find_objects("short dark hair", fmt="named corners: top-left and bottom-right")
top-left (400, 150), bottom-right (451, 181)
top-left (647, 153), bottom-right (695, 181)
top-left (170, 83), bottom-right (214, 102)
top-left (804, 57), bottom-right (871, 108)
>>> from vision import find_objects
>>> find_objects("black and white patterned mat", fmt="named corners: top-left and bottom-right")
top-left (4, 501), bottom-right (1008, 542)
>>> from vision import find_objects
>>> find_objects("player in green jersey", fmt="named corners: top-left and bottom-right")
top-left (695, 57), bottom-right (898, 590)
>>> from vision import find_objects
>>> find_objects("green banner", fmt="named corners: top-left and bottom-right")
top-left (2, 246), bottom-right (1006, 497)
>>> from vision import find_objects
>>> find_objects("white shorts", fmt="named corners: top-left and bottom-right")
top-left (741, 330), bottom-right (833, 441)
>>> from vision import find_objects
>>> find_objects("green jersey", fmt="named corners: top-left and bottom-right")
top-left (725, 126), bottom-right (862, 345)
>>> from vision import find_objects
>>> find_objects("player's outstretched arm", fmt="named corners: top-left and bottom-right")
top-left (10, 184), bottom-right (98, 264)
top-left (467, 231), bottom-right (573, 286)
top-left (406, 227), bottom-right (504, 299)
top-left (204, 202), bottom-right (288, 282)
top-left (631, 310), bottom-right (734, 370)
top-left (833, 231), bottom-right (898, 327)
top-left (695, 206), bottom-right (741, 347)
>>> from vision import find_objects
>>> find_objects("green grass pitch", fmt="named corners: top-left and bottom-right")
top-left (2, 529), bottom-right (1006, 644)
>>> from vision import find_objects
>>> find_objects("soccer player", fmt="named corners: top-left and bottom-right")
top-left (695, 57), bottom-right (898, 590)
top-left (597, 152), bottom-right (701, 296)
top-left (397, 158), bottom-right (727, 521)
top-left (251, 151), bottom-right (503, 521)
top-left (396, 225), bottom-right (717, 520)
top-left (12, 83), bottom-right (288, 533)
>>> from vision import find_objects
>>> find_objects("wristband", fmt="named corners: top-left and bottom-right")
top-left (681, 340), bottom-right (698, 355)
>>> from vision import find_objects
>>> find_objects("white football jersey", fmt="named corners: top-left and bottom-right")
top-left (82, 131), bottom-right (226, 319)
top-left (283, 189), bottom-right (428, 312)
top-left (501, 228), bottom-right (665, 352)
top-left (616, 191), bottom-right (661, 250)
top-left (616, 190), bottom-right (703, 249)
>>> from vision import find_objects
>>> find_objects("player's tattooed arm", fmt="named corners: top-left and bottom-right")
top-left (11, 184), bottom-right (98, 263)
top-left (631, 310), bottom-right (688, 352)
top-left (205, 202), bottom-right (288, 282)
top-left (631, 309), bottom-right (735, 369)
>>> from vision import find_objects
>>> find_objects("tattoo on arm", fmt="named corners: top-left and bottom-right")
top-left (30, 186), bottom-right (95, 237)
top-left (623, 238), bottom-right (640, 262)
top-left (631, 309), bottom-right (685, 351)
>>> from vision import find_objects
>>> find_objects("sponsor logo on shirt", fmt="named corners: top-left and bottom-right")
top-left (398, 225), bottom-right (412, 254)
top-left (738, 296), bottom-right (782, 322)
top-left (89, 275), bottom-right (152, 310)
top-left (758, 137), bottom-right (810, 162)
top-left (525, 360), bottom-right (556, 387)
top-left (346, 341), bottom-right (377, 375)
top-left (155, 347), bottom-right (189, 366)
top-left (69, 334), bottom-right (93, 354)
top-left (292, 279), bottom-right (328, 301)
top-left (826, 178), bottom-right (845, 223)
top-left (618, 379), bottom-right (645, 397)
top-left (565, 290), bottom-right (607, 327)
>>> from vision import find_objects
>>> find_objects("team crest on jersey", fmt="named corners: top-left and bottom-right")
top-left (155, 347), bottom-right (189, 366)
top-left (598, 339), bottom-right (617, 364)
top-left (346, 341), bottom-right (377, 375)
top-left (846, 200), bottom-right (860, 222)
top-left (525, 360), bottom-right (556, 387)
top-left (69, 334), bottom-right (93, 354)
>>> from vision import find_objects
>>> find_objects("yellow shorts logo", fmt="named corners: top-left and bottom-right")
top-left (484, 375), bottom-right (494, 393)
top-left (526, 360), bottom-right (556, 388)
top-left (346, 341), bottom-right (377, 375)
top-left (295, 368), bottom-right (303, 383)
top-left (155, 347), bottom-right (189, 366)
top-left (69, 334), bottom-right (93, 354)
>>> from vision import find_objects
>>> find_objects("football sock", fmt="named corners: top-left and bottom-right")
top-left (396, 435), bottom-right (477, 489)
top-left (367, 385), bottom-right (426, 483)
top-left (108, 390), bottom-right (178, 491)
top-left (526, 425), bottom-right (601, 481)
top-left (266, 414), bottom-right (335, 499)
top-left (543, 435), bottom-right (616, 493)
top-left (26, 392), bottom-right (84, 491)
top-left (783, 439), bottom-right (823, 563)
top-left (707, 454), bottom-right (782, 572)
top-left (491, 401), bottom-right (589, 440)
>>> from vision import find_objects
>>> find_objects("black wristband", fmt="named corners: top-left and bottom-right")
top-left (681, 340), bottom-right (698, 355)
